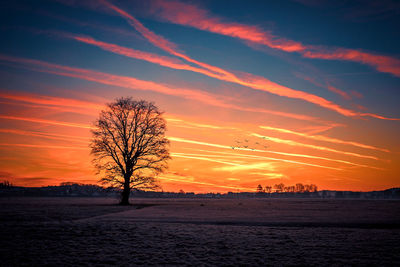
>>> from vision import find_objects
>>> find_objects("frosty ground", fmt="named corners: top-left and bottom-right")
top-left (1, 197), bottom-right (399, 266)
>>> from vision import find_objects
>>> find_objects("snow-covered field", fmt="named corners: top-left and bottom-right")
top-left (1, 197), bottom-right (399, 266)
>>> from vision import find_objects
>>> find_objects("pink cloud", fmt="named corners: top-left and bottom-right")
top-left (0, 90), bottom-right (103, 111)
top-left (73, 34), bottom-right (357, 116)
top-left (149, 0), bottom-right (400, 77)
top-left (98, 0), bottom-right (398, 121)
top-left (293, 72), bottom-right (351, 100)
top-left (0, 115), bottom-right (92, 129)
top-left (150, 0), bottom-right (306, 53)
top-left (0, 54), bottom-right (315, 121)
top-left (302, 48), bottom-right (400, 77)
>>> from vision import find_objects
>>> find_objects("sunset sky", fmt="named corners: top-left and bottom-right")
top-left (0, 0), bottom-right (399, 192)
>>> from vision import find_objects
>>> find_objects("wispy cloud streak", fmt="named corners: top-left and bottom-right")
top-left (294, 72), bottom-right (351, 100)
top-left (72, 35), bottom-right (224, 79)
top-left (166, 117), bottom-right (228, 130)
top-left (171, 153), bottom-right (244, 166)
top-left (169, 136), bottom-right (371, 169)
top-left (0, 89), bottom-right (382, 168)
top-left (0, 91), bottom-right (103, 111)
top-left (0, 128), bottom-right (88, 143)
top-left (0, 54), bottom-right (316, 121)
top-left (150, 0), bottom-right (400, 77)
top-left (191, 148), bottom-right (383, 170)
top-left (0, 115), bottom-right (92, 129)
top-left (98, 0), bottom-right (398, 120)
top-left (171, 151), bottom-right (341, 171)
top-left (251, 133), bottom-right (378, 160)
top-left (71, 34), bottom-right (353, 118)
top-left (1, 112), bottom-right (377, 168)
top-left (174, 152), bottom-right (277, 172)
top-left (259, 125), bottom-right (389, 152)
top-left (0, 90), bottom-right (243, 134)
top-left (302, 49), bottom-right (400, 77)
top-left (0, 143), bottom-right (87, 150)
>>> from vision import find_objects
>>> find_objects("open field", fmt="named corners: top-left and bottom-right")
top-left (1, 197), bottom-right (400, 266)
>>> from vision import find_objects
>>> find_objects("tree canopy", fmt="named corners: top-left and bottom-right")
top-left (90, 97), bottom-right (170, 204)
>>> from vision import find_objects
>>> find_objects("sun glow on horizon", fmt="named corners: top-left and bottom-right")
top-left (0, 0), bottom-right (399, 192)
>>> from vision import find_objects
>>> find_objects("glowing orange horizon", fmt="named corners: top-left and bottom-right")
top-left (0, 1), bottom-right (398, 193)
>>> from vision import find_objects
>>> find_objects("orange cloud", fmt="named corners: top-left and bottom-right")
top-left (0, 54), bottom-right (316, 121)
top-left (0, 90), bottom-right (243, 133)
top-left (212, 161), bottom-right (276, 172)
top-left (169, 136), bottom-right (369, 170)
top-left (0, 115), bottom-right (92, 129)
top-left (0, 89), bottom-right (382, 170)
top-left (171, 150), bottom-right (341, 171)
top-left (171, 153), bottom-right (245, 166)
top-left (0, 129), bottom-right (88, 143)
top-left (98, 1), bottom-right (398, 120)
top-left (149, 0), bottom-right (400, 77)
top-left (191, 148), bottom-right (382, 170)
top-left (0, 113), bottom-right (380, 170)
top-left (0, 143), bottom-right (87, 150)
top-left (251, 133), bottom-right (378, 160)
top-left (0, 91), bottom-right (103, 111)
top-left (166, 117), bottom-right (229, 130)
top-left (250, 172), bottom-right (286, 179)
top-left (302, 48), bottom-right (400, 77)
top-left (259, 125), bottom-right (389, 152)
top-left (0, 99), bottom-right (95, 116)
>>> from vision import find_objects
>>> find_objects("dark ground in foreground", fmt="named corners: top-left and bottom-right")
top-left (1, 197), bottom-right (399, 266)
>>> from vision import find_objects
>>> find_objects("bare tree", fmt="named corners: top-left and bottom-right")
top-left (274, 183), bottom-right (285, 193)
top-left (304, 184), bottom-right (311, 192)
top-left (295, 183), bottom-right (305, 193)
top-left (0, 180), bottom-right (13, 188)
top-left (309, 184), bottom-right (318, 192)
top-left (256, 184), bottom-right (264, 194)
top-left (265, 186), bottom-right (272, 193)
top-left (90, 97), bottom-right (170, 205)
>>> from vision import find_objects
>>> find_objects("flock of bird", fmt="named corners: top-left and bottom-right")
top-left (231, 137), bottom-right (269, 150)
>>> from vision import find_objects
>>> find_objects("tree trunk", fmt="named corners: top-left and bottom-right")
top-left (120, 178), bottom-right (130, 205)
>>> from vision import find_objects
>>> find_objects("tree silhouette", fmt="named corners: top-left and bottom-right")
top-left (295, 183), bottom-right (305, 193)
top-left (0, 180), bottom-right (13, 188)
top-left (256, 184), bottom-right (264, 193)
top-left (274, 183), bottom-right (285, 193)
top-left (265, 186), bottom-right (272, 193)
top-left (309, 184), bottom-right (318, 192)
top-left (90, 97), bottom-right (170, 205)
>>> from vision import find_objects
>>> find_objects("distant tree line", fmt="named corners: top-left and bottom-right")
top-left (256, 183), bottom-right (318, 193)
top-left (1, 181), bottom-right (399, 199)
top-left (58, 182), bottom-right (113, 196)
top-left (0, 180), bottom-right (13, 189)
top-left (0, 182), bottom-right (117, 197)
